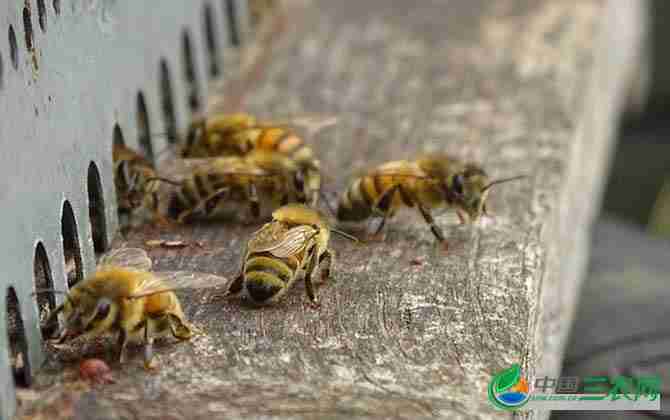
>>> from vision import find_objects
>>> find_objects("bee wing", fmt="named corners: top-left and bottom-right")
top-left (368, 170), bottom-right (431, 180)
top-left (272, 114), bottom-right (338, 138)
top-left (250, 225), bottom-right (317, 258)
top-left (160, 157), bottom-right (275, 180)
top-left (158, 158), bottom-right (219, 180)
top-left (127, 271), bottom-right (229, 299)
top-left (97, 248), bottom-right (152, 271)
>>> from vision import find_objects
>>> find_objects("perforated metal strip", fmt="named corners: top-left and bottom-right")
top-left (0, 1), bottom-right (251, 418)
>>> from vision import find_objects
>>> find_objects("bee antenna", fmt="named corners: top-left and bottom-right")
top-left (145, 177), bottom-right (182, 187)
top-left (482, 175), bottom-right (527, 192)
top-left (319, 190), bottom-right (337, 218)
top-left (331, 228), bottom-right (361, 243)
top-left (32, 289), bottom-right (69, 296)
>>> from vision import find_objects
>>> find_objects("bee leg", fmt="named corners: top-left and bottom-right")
top-left (416, 203), bottom-right (446, 243)
top-left (224, 272), bottom-right (245, 298)
top-left (318, 249), bottom-right (334, 284)
top-left (456, 209), bottom-right (467, 225)
top-left (204, 187), bottom-right (230, 215)
top-left (369, 185), bottom-right (400, 241)
top-left (117, 329), bottom-right (129, 364)
top-left (150, 193), bottom-right (174, 228)
top-left (303, 246), bottom-right (320, 308)
top-left (167, 314), bottom-right (194, 340)
top-left (224, 241), bottom-right (248, 298)
top-left (143, 320), bottom-right (157, 370)
top-left (247, 184), bottom-right (261, 219)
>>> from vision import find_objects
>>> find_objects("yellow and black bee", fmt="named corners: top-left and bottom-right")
top-left (180, 112), bottom-right (258, 158)
top-left (113, 142), bottom-right (179, 225)
top-left (166, 150), bottom-right (308, 223)
top-left (37, 247), bottom-right (227, 369)
top-left (225, 204), bottom-right (357, 306)
top-left (180, 112), bottom-right (336, 206)
top-left (337, 154), bottom-right (524, 242)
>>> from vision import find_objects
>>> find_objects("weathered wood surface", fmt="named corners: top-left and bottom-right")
top-left (16, 0), bottom-right (643, 419)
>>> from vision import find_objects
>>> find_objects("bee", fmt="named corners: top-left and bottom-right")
top-left (225, 204), bottom-right (358, 306)
top-left (166, 149), bottom-right (309, 223)
top-left (336, 154), bottom-right (525, 243)
top-left (35, 247), bottom-right (227, 369)
top-left (180, 112), bottom-right (336, 206)
top-left (180, 112), bottom-right (258, 158)
top-left (113, 142), bottom-right (179, 225)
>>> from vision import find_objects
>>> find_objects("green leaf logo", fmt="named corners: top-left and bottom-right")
top-left (488, 364), bottom-right (529, 411)
top-left (494, 364), bottom-right (521, 393)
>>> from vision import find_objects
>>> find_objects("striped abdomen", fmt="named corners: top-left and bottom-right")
top-left (253, 127), bottom-right (317, 168)
top-left (243, 253), bottom-right (299, 303)
top-left (337, 175), bottom-right (417, 221)
top-left (167, 169), bottom-right (244, 219)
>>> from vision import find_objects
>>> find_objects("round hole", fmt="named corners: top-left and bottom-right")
top-left (159, 59), bottom-right (178, 144)
top-left (23, 5), bottom-right (34, 51)
top-left (181, 30), bottom-right (200, 112)
top-left (8, 25), bottom-right (19, 70)
top-left (87, 162), bottom-right (108, 254)
top-left (224, 0), bottom-right (241, 46)
top-left (37, 0), bottom-right (47, 32)
top-left (34, 242), bottom-right (57, 339)
top-left (53, 0), bottom-right (61, 15)
top-left (6, 287), bottom-right (31, 387)
top-left (136, 91), bottom-right (155, 162)
top-left (62, 200), bottom-right (83, 288)
top-left (203, 3), bottom-right (220, 77)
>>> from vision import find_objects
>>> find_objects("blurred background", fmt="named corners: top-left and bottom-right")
top-left (553, 0), bottom-right (670, 418)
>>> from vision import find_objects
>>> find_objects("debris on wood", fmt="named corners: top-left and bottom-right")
top-left (79, 359), bottom-right (115, 385)
top-left (144, 239), bottom-right (201, 249)
top-left (409, 257), bottom-right (425, 266)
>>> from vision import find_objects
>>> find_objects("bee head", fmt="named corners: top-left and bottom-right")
top-left (444, 165), bottom-right (489, 221)
top-left (53, 288), bottom-right (117, 342)
top-left (446, 165), bottom-right (525, 221)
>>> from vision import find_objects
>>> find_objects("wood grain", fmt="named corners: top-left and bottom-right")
top-left (17, 1), bottom-right (644, 419)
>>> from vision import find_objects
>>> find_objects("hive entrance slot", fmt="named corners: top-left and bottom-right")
top-left (225, 0), bottom-right (240, 46)
top-left (204, 3), bottom-right (220, 77)
top-left (8, 26), bottom-right (18, 70)
top-left (137, 92), bottom-right (155, 163)
top-left (6, 287), bottom-right (30, 387)
top-left (159, 60), bottom-right (178, 144)
top-left (61, 201), bottom-right (83, 287)
top-left (88, 162), bottom-right (108, 254)
top-left (34, 243), bottom-right (56, 338)
top-left (37, 0), bottom-right (47, 32)
top-left (181, 30), bottom-right (201, 112)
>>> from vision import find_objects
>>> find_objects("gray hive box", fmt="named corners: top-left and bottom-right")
top-left (0, 1), bottom-right (250, 418)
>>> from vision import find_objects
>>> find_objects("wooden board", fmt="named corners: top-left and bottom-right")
top-left (16, 0), bottom-right (645, 419)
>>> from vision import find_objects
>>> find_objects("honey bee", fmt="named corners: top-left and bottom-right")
top-left (35, 247), bottom-right (227, 369)
top-left (180, 112), bottom-right (336, 206)
top-left (225, 204), bottom-right (358, 306)
top-left (181, 112), bottom-right (257, 158)
top-left (166, 149), bottom-right (312, 224)
top-left (336, 154), bottom-right (525, 243)
top-left (113, 142), bottom-right (179, 225)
